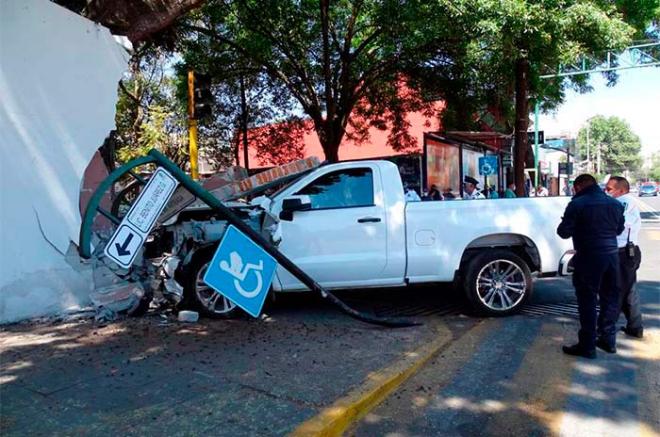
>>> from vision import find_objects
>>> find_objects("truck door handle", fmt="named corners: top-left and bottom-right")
top-left (358, 217), bottom-right (381, 223)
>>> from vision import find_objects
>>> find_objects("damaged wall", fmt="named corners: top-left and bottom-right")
top-left (0, 0), bottom-right (128, 323)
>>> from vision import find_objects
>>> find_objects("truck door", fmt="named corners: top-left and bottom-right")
top-left (275, 165), bottom-right (388, 290)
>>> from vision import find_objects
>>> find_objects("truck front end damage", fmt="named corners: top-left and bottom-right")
top-left (80, 153), bottom-right (319, 320)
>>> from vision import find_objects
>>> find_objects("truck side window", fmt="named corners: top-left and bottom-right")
top-left (296, 168), bottom-right (374, 210)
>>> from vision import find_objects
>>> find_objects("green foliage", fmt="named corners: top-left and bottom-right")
top-left (427, 0), bottom-right (644, 132)
top-left (576, 115), bottom-right (643, 174)
top-left (114, 48), bottom-right (189, 166)
top-left (173, 38), bottom-right (308, 167)
top-left (645, 152), bottom-right (660, 181)
top-left (176, 0), bottom-right (452, 161)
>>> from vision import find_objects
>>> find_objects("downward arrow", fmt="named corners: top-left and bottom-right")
top-left (115, 233), bottom-right (134, 256)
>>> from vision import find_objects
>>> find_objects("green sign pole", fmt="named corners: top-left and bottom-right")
top-left (534, 101), bottom-right (540, 187)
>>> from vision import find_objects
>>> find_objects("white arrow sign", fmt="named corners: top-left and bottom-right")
top-left (105, 225), bottom-right (144, 267)
top-left (103, 168), bottom-right (177, 269)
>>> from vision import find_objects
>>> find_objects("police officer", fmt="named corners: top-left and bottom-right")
top-left (605, 176), bottom-right (644, 338)
top-left (557, 174), bottom-right (624, 359)
top-left (463, 176), bottom-right (485, 200)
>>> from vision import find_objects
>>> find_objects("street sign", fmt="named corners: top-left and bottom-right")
top-left (558, 162), bottom-right (574, 175)
top-left (479, 155), bottom-right (498, 176)
top-left (502, 155), bottom-right (513, 167)
top-left (203, 225), bottom-right (277, 318)
top-left (527, 131), bottom-right (544, 144)
top-left (104, 168), bottom-right (178, 268)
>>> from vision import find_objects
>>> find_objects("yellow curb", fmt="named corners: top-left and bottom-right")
top-left (289, 322), bottom-right (459, 437)
top-left (634, 330), bottom-right (660, 437)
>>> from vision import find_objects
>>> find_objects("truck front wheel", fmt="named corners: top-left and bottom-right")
top-left (463, 250), bottom-right (532, 316)
top-left (182, 246), bottom-right (242, 319)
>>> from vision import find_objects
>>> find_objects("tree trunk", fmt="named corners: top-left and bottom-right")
top-left (320, 125), bottom-right (341, 162)
top-left (514, 57), bottom-right (530, 197)
top-left (99, 130), bottom-right (118, 172)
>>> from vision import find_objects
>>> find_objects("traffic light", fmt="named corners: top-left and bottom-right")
top-left (193, 73), bottom-right (213, 120)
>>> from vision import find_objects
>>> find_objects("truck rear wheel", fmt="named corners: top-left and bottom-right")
top-left (463, 250), bottom-right (532, 316)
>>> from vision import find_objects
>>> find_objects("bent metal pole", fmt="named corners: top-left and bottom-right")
top-left (148, 149), bottom-right (418, 328)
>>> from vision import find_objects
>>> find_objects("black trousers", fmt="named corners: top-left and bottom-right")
top-left (572, 252), bottom-right (621, 350)
top-left (618, 246), bottom-right (643, 332)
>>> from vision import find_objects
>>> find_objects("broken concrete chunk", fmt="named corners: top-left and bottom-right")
top-left (94, 306), bottom-right (117, 323)
top-left (178, 310), bottom-right (199, 323)
top-left (90, 282), bottom-right (145, 314)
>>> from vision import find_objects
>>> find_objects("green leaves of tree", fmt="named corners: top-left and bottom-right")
top-left (576, 115), bottom-right (643, 174)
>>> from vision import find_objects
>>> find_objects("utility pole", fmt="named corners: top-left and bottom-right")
top-left (187, 70), bottom-right (199, 180)
top-left (597, 143), bottom-right (601, 175)
top-left (586, 121), bottom-right (591, 173)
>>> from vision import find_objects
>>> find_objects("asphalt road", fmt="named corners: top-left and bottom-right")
top-left (350, 195), bottom-right (660, 437)
top-left (1, 196), bottom-right (658, 437)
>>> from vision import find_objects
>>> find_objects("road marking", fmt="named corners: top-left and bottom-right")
top-left (289, 322), bottom-right (459, 437)
top-left (645, 231), bottom-right (660, 241)
top-left (486, 322), bottom-right (575, 436)
top-left (632, 197), bottom-right (657, 213)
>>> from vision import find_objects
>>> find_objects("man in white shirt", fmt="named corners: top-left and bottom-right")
top-left (463, 176), bottom-right (485, 200)
top-left (605, 176), bottom-right (643, 338)
top-left (404, 186), bottom-right (421, 202)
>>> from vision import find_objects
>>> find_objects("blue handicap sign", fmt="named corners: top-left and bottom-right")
top-left (203, 225), bottom-right (278, 318)
top-left (479, 155), bottom-right (498, 176)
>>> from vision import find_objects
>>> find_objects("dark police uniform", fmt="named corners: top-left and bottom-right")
top-left (557, 184), bottom-right (625, 354)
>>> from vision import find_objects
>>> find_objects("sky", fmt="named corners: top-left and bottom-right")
top-left (536, 66), bottom-right (660, 157)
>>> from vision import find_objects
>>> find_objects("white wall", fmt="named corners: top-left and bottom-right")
top-left (0, 0), bottom-right (128, 323)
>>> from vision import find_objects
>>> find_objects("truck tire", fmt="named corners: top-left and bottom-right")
top-left (182, 246), bottom-right (242, 319)
top-left (463, 249), bottom-right (532, 316)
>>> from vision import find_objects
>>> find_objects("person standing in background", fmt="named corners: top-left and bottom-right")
top-left (605, 176), bottom-right (644, 338)
top-left (536, 185), bottom-right (549, 197)
top-left (504, 182), bottom-right (517, 198)
top-left (463, 176), bottom-right (485, 200)
top-left (426, 184), bottom-right (442, 201)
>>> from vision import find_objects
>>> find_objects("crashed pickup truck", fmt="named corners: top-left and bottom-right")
top-left (144, 159), bottom-right (573, 318)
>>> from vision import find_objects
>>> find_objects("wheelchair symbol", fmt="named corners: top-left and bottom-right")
top-left (219, 251), bottom-right (264, 298)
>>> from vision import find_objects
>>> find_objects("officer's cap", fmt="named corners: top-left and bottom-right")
top-left (464, 176), bottom-right (479, 186)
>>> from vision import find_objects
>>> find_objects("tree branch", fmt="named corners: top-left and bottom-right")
top-left (118, 79), bottom-right (142, 106)
top-left (182, 24), bottom-right (316, 114)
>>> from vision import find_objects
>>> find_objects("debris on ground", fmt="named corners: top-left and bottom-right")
top-left (177, 310), bottom-right (199, 323)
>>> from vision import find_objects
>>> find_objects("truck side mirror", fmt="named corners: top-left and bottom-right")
top-left (279, 196), bottom-right (311, 221)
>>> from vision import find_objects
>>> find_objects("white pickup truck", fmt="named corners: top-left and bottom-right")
top-left (161, 160), bottom-right (574, 318)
